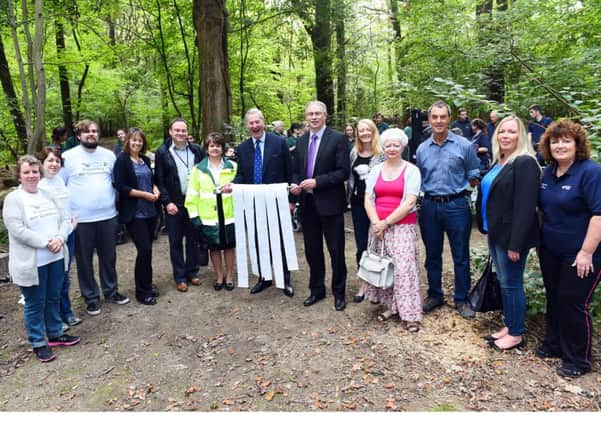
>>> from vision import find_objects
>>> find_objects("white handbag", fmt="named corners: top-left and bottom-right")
top-left (357, 236), bottom-right (394, 290)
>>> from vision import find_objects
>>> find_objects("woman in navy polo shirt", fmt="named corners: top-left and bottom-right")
top-left (538, 119), bottom-right (601, 378)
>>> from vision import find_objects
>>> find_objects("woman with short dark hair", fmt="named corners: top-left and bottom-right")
top-left (537, 119), bottom-right (601, 378)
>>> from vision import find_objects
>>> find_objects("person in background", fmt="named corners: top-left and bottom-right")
top-left (287, 123), bottom-right (303, 161)
top-left (471, 118), bottom-right (492, 177)
top-left (62, 123), bottom-right (79, 153)
top-left (538, 119), bottom-right (601, 378)
top-left (49, 127), bottom-right (67, 150)
top-left (154, 118), bottom-right (205, 293)
top-left (362, 128), bottom-right (422, 331)
top-left (527, 104), bottom-right (553, 165)
top-left (451, 108), bottom-right (474, 140)
top-left (186, 132), bottom-right (237, 291)
top-left (416, 100), bottom-right (480, 319)
top-left (374, 113), bottom-right (389, 134)
top-left (113, 129), bottom-right (126, 156)
top-left (347, 119), bottom-right (386, 303)
top-left (487, 110), bottom-right (500, 138)
top-left (344, 123), bottom-right (356, 151)
top-left (272, 120), bottom-right (286, 138)
top-left (113, 128), bottom-right (160, 305)
top-left (37, 147), bottom-right (81, 332)
top-left (476, 116), bottom-right (540, 351)
top-left (225, 146), bottom-right (238, 163)
top-left (3, 155), bottom-right (79, 363)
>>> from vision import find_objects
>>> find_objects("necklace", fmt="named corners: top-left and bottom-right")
top-left (173, 145), bottom-right (190, 169)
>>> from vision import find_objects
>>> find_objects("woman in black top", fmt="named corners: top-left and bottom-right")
top-left (113, 128), bottom-right (160, 305)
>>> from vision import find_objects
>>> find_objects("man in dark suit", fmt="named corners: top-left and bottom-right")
top-left (233, 108), bottom-right (295, 297)
top-left (290, 101), bottom-right (350, 311)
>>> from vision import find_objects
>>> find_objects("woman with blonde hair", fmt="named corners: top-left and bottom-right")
top-left (349, 119), bottom-right (386, 303)
top-left (476, 115), bottom-right (540, 351)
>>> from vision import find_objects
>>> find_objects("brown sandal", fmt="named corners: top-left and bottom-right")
top-left (406, 322), bottom-right (420, 333)
top-left (377, 311), bottom-right (393, 322)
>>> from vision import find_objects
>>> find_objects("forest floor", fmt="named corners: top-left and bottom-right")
top-left (1, 214), bottom-right (600, 412)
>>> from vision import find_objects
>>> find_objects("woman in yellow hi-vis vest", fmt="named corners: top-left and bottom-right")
top-left (185, 132), bottom-right (237, 291)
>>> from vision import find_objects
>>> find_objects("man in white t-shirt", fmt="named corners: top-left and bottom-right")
top-left (62, 120), bottom-right (130, 316)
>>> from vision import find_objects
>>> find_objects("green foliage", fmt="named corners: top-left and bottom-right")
top-left (0, 221), bottom-right (7, 246)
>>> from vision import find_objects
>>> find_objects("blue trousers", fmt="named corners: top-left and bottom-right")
top-left (488, 238), bottom-right (528, 336)
top-left (418, 197), bottom-right (472, 302)
top-left (20, 259), bottom-right (64, 348)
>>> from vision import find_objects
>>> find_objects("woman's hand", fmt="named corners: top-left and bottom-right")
top-left (144, 191), bottom-right (158, 202)
top-left (508, 250), bottom-right (520, 262)
top-left (47, 237), bottom-right (63, 254)
top-left (152, 185), bottom-right (160, 199)
top-left (572, 249), bottom-right (594, 278)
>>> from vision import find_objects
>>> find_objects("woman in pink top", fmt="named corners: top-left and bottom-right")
top-left (362, 128), bottom-right (423, 332)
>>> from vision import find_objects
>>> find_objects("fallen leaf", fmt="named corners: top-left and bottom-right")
top-left (184, 386), bottom-right (200, 396)
top-left (227, 347), bottom-right (236, 355)
top-left (384, 383), bottom-right (394, 389)
top-left (223, 399), bottom-right (234, 405)
top-left (342, 401), bottom-right (356, 410)
top-left (265, 391), bottom-right (275, 401)
top-left (261, 380), bottom-right (272, 388)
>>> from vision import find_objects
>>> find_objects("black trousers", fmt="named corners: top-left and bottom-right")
top-left (539, 247), bottom-right (601, 371)
top-left (165, 207), bottom-right (199, 283)
top-left (300, 194), bottom-right (347, 299)
top-left (126, 217), bottom-right (157, 300)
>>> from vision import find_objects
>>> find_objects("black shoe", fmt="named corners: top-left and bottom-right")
top-left (535, 346), bottom-right (561, 359)
top-left (86, 301), bottom-right (101, 316)
top-left (423, 297), bottom-right (444, 313)
top-left (224, 282), bottom-right (235, 291)
top-left (557, 365), bottom-right (590, 379)
top-left (353, 294), bottom-right (364, 303)
top-left (214, 281), bottom-right (224, 291)
top-left (303, 295), bottom-right (325, 306)
top-left (151, 287), bottom-right (160, 298)
top-left (456, 302), bottom-right (475, 319)
top-left (283, 284), bottom-right (294, 297)
top-left (250, 280), bottom-right (272, 294)
top-left (48, 334), bottom-right (81, 347)
top-left (335, 298), bottom-right (346, 311)
top-left (489, 338), bottom-right (526, 352)
top-left (137, 296), bottom-right (157, 305)
top-left (105, 292), bottom-right (130, 305)
top-left (33, 345), bottom-right (56, 363)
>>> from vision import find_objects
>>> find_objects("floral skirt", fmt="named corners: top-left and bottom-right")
top-left (361, 223), bottom-right (422, 322)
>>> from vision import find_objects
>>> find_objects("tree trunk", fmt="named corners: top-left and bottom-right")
top-left (334, 1), bottom-right (346, 126)
top-left (29, 0), bottom-right (46, 153)
top-left (477, 0), bottom-right (507, 103)
top-left (0, 33), bottom-right (28, 147)
top-left (193, 0), bottom-right (232, 140)
top-left (388, 0), bottom-right (403, 83)
top-left (55, 17), bottom-right (74, 137)
top-left (311, 0), bottom-right (334, 119)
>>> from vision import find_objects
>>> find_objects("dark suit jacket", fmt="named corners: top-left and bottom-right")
top-left (234, 133), bottom-right (293, 185)
top-left (476, 155), bottom-right (541, 252)
top-left (154, 139), bottom-right (205, 207)
top-left (113, 152), bottom-right (155, 224)
top-left (293, 127), bottom-right (350, 216)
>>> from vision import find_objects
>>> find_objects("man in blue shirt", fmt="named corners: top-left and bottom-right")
top-left (416, 101), bottom-right (481, 319)
top-left (450, 108), bottom-right (473, 140)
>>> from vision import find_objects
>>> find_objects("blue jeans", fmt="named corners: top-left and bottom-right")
top-left (20, 259), bottom-right (65, 348)
top-left (351, 201), bottom-right (370, 267)
top-left (488, 238), bottom-right (528, 336)
top-left (60, 231), bottom-right (75, 321)
top-left (419, 196), bottom-right (472, 302)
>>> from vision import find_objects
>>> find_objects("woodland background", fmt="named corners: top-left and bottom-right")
top-left (0, 0), bottom-right (600, 158)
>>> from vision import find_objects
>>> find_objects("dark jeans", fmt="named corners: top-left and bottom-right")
top-left (418, 196), bottom-right (472, 303)
top-left (126, 217), bottom-right (157, 300)
top-left (351, 201), bottom-right (370, 267)
top-left (75, 217), bottom-right (119, 304)
top-left (165, 207), bottom-right (199, 283)
top-left (488, 238), bottom-right (528, 336)
top-left (300, 194), bottom-right (347, 300)
top-left (539, 247), bottom-right (601, 371)
top-left (60, 231), bottom-right (76, 322)
top-left (20, 259), bottom-right (64, 348)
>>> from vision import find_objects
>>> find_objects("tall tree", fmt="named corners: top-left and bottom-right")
top-left (54, 14), bottom-right (73, 136)
top-left (193, 0), bottom-right (232, 139)
top-left (333, 0), bottom-right (346, 125)
top-left (0, 33), bottom-right (28, 149)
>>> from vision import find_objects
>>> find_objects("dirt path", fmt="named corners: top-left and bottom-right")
top-left (1, 215), bottom-right (600, 411)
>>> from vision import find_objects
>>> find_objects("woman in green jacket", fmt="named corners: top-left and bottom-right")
top-left (185, 132), bottom-right (237, 291)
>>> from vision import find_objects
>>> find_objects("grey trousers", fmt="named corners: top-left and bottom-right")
top-left (74, 217), bottom-right (119, 304)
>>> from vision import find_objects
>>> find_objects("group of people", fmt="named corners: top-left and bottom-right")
top-left (3, 100), bottom-right (600, 381)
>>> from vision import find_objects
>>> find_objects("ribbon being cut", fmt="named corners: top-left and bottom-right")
top-left (232, 183), bottom-right (299, 288)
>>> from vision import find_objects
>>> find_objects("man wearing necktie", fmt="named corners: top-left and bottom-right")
top-left (232, 108), bottom-right (295, 297)
top-left (290, 101), bottom-right (350, 311)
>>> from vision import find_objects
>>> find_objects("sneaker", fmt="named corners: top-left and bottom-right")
top-left (62, 322), bottom-right (70, 333)
top-left (67, 315), bottom-right (82, 326)
top-left (33, 345), bottom-right (56, 362)
top-left (423, 297), bottom-right (445, 313)
top-left (105, 292), bottom-right (130, 305)
top-left (86, 302), bottom-right (101, 316)
top-left (48, 334), bottom-right (81, 347)
top-left (456, 302), bottom-right (475, 319)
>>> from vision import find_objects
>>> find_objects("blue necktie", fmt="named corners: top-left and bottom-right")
top-left (253, 140), bottom-right (262, 184)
